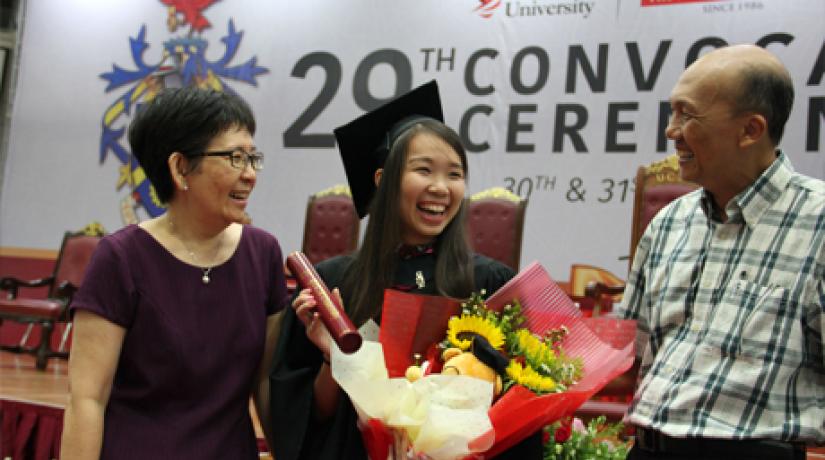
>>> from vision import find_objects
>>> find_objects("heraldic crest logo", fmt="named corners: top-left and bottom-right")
top-left (98, 0), bottom-right (268, 224)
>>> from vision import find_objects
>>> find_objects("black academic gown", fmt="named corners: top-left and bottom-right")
top-left (269, 253), bottom-right (543, 460)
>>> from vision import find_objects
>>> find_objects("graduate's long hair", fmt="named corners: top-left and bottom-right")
top-left (340, 119), bottom-right (475, 326)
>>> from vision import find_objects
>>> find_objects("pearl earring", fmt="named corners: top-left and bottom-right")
top-left (182, 181), bottom-right (189, 191)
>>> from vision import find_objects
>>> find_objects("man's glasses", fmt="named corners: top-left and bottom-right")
top-left (199, 149), bottom-right (264, 171)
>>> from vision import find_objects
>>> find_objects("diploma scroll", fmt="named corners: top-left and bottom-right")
top-left (286, 251), bottom-right (363, 354)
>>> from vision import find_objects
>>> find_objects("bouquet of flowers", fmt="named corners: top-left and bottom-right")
top-left (543, 416), bottom-right (630, 460)
top-left (436, 291), bottom-right (583, 397)
top-left (330, 262), bottom-right (636, 460)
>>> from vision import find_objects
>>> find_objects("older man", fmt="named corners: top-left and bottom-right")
top-left (617, 44), bottom-right (824, 460)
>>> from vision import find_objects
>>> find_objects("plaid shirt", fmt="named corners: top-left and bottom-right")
top-left (616, 152), bottom-right (825, 444)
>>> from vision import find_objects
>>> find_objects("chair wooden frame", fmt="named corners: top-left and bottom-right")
top-left (465, 187), bottom-right (527, 271)
top-left (0, 223), bottom-right (104, 369)
top-left (568, 264), bottom-right (623, 317)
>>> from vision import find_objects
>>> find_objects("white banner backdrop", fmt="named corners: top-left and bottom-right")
top-left (1, 0), bottom-right (823, 280)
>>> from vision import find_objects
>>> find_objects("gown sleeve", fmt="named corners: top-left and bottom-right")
top-left (269, 256), bottom-right (368, 460)
top-left (472, 253), bottom-right (516, 295)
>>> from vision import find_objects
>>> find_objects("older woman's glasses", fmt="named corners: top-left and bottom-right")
top-left (200, 149), bottom-right (264, 171)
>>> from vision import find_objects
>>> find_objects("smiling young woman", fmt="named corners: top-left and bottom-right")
top-left (396, 131), bottom-right (466, 246)
top-left (269, 80), bottom-right (544, 460)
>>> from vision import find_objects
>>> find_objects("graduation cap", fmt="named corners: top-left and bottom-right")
top-left (470, 335), bottom-right (509, 376)
top-left (333, 80), bottom-right (444, 218)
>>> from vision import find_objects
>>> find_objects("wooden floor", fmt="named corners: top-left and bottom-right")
top-left (0, 351), bottom-right (69, 408)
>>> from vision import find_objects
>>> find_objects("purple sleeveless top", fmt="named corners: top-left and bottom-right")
top-left (71, 224), bottom-right (287, 459)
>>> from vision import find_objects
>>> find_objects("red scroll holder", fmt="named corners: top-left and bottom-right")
top-left (286, 251), bottom-right (363, 354)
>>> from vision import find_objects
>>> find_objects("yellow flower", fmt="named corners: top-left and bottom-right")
top-left (443, 292), bottom-right (582, 395)
top-left (446, 314), bottom-right (506, 351)
top-left (513, 329), bottom-right (557, 364)
top-left (506, 360), bottom-right (557, 393)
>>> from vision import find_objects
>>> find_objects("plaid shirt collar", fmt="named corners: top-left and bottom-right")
top-left (699, 150), bottom-right (792, 230)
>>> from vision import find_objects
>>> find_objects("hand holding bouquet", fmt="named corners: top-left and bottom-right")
top-left (330, 262), bottom-right (636, 459)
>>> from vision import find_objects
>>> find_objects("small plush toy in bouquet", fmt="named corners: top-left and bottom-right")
top-left (329, 262), bottom-right (636, 460)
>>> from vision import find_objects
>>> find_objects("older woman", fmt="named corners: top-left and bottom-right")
top-left (269, 81), bottom-right (541, 459)
top-left (61, 87), bottom-right (288, 459)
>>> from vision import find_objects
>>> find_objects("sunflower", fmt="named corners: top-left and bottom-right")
top-left (509, 328), bottom-right (584, 389)
top-left (446, 314), bottom-right (506, 351)
top-left (511, 329), bottom-right (558, 365)
top-left (506, 360), bottom-right (557, 393)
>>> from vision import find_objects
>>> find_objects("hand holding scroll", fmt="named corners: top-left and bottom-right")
top-left (287, 252), bottom-right (363, 354)
top-left (292, 288), bottom-right (336, 359)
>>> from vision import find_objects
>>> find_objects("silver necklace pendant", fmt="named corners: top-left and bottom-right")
top-left (202, 267), bottom-right (212, 284)
top-left (168, 217), bottom-right (224, 286)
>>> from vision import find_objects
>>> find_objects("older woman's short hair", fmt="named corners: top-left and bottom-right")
top-left (128, 87), bottom-right (256, 203)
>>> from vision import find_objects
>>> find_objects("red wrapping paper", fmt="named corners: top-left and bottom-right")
top-left (378, 291), bottom-right (462, 377)
top-left (362, 262), bottom-right (635, 459)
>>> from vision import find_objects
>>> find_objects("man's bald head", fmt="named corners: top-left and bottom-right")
top-left (689, 44), bottom-right (794, 146)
